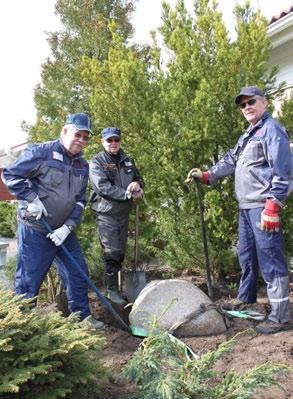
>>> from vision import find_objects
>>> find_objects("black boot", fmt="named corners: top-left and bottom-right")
top-left (104, 272), bottom-right (127, 306)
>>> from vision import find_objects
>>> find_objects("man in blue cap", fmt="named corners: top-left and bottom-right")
top-left (89, 127), bottom-right (144, 306)
top-left (186, 86), bottom-right (292, 334)
top-left (2, 112), bottom-right (104, 329)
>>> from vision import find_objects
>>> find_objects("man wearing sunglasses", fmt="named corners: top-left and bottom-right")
top-left (2, 112), bottom-right (104, 330)
top-left (89, 127), bottom-right (144, 306)
top-left (186, 86), bottom-right (292, 334)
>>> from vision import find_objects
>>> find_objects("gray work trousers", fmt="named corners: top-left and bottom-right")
top-left (96, 212), bottom-right (129, 274)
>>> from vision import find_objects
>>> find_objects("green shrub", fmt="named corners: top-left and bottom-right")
top-left (0, 201), bottom-right (17, 238)
top-left (4, 256), bottom-right (16, 282)
top-left (0, 288), bottom-right (106, 399)
top-left (121, 330), bottom-right (289, 399)
top-left (4, 259), bottom-right (63, 305)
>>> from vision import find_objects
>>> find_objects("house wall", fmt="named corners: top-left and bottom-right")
top-left (0, 143), bottom-right (26, 201)
top-left (267, 11), bottom-right (293, 115)
top-left (0, 169), bottom-right (14, 200)
top-left (268, 40), bottom-right (293, 90)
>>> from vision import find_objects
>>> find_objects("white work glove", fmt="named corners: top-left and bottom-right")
top-left (27, 196), bottom-right (48, 220)
top-left (186, 168), bottom-right (203, 182)
top-left (132, 189), bottom-right (144, 200)
top-left (126, 182), bottom-right (142, 199)
top-left (47, 224), bottom-right (71, 246)
top-left (185, 168), bottom-right (209, 185)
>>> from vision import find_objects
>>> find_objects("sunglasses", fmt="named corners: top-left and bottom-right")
top-left (106, 137), bottom-right (121, 143)
top-left (239, 98), bottom-right (257, 109)
top-left (73, 132), bottom-right (90, 142)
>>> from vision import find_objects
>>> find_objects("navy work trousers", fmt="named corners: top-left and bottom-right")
top-left (237, 208), bottom-right (291, 323)
top-left (15, 223), bottom-right (90, 320)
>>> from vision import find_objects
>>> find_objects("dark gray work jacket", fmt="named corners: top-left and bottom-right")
top-left (89, 149), bottom-right (144, 215)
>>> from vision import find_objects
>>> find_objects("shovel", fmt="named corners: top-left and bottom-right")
top-left (124, 204), bottom-right (146, 303)
top-left (184, 176), bottom-right (213, 299)
top-left (41, 218), bottom-right (130, 332)
top-left (194, 179), bottom-right (214, 299)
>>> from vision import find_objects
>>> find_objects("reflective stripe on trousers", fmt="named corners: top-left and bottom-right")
top-left (237, 208), bottom-right (291, 323)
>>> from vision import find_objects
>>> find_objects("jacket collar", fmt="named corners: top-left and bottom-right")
top-left (245, 111), bottom-right (270, 136)
top-left (57, 139), bottom-right (84, 160)
top-left (104, 148), bottom-right (128, 163)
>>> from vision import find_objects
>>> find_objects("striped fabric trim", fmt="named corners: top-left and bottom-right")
top-left (270, 296), bottom-right (290, 303)
top-left (271, 178), bottom-right (289, 186)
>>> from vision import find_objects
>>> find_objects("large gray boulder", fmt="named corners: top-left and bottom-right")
top-left (129, 279), bottom-right (227, 337)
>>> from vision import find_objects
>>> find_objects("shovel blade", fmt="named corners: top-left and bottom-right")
top-left (124, 271), bottom-right (146, 303)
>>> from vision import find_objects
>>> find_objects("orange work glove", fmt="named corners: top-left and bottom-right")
top-left (260, 199), bottom-right (280, 232)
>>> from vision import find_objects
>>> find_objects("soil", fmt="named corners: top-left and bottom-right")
top-left (45, 268), bottom-right (293, 399)
top-left (87, 274), bottom-right (293, 399)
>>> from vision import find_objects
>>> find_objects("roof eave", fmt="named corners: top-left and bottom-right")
top-left (267, 12), bottom-right (293, 48)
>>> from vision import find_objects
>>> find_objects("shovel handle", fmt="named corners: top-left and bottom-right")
top-left (42, 218), bottom-right (130, 332)
top-left (195, 180), bottom-right (213, 299)
top-left (133, 204), bottom-right (139, 271)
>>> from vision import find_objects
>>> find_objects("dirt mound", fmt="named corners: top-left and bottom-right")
top-left (92, 288), bottom-right (293, 399)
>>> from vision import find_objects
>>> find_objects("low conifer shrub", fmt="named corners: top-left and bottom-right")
top-left (122, 330), bottom-right (290, 399)
top-left (0, 288), bottom-right (106, 399)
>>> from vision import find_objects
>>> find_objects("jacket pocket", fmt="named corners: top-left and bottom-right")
top-left (242, 140), bottom-right (262, 164)
top-left (248, 168), bottom-right (268, 188)
top-left (72, 168), bottom-right (87, 195)
top-left (41, 161), bottom-right (65, 187)
top-left (120, 167), bottom-right (135, 188)
top-left (97, 197), bottom-right (112, 213)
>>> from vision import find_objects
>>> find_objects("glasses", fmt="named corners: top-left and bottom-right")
top-left (73, 132), bottom-right (90, 142)
top-left (106, 137), bottom-right (121, 143)
top-left (239, 98), bottom-right (257, 109)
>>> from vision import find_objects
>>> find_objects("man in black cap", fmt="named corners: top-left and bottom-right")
top-left (186, 86), bottom-right (292, 334)
top-left (2, 113), bottom-right (104, 329)
top-left (89, 127), bottom-right (144, 306)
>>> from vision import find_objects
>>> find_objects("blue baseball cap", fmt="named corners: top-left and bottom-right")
top-left (101, 127), bottom-right (121, 140)
top-left (235, 86), bottom-right (265, 104)
top-left (66, 112), bottom-right (92, 133)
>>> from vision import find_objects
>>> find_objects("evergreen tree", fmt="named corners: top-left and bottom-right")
top-left (0, 289), bottom-right (106, 399)
top-left (24, 0), bottom-right (291, 279)
top-left (278, 98), bottom-right (293, 261)
top-left (26, 0), bottom-right (135, 143)
top-left (139, 0), bottom-right (280, 276)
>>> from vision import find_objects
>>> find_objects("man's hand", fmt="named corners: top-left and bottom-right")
top-left (132, 189), bottom-right (144, 200)
top-left (126, 182), bottom-right (142, 199)
top-left (27, 196), bottom-right (48, 220)
top-left (185, 168), bottom-right (209, 184)
top-left (260, 199), bottom-right (280, 232)
top-left (47, 224), bottom-right (71, 246)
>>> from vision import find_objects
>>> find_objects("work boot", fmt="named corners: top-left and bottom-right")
top-left (105, 272), bottom-right (127, 307)
top-left (255, 319), bottom-right (292, 334)
top-left (81, 315), bottom-right (105, 330)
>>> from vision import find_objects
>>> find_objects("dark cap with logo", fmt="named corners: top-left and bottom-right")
top-left (66, 112), bottom-right (92, 133)
top-left (101, 127), bottom-right (121, 140)
top-left (235, 86), bottom-right (265, 104)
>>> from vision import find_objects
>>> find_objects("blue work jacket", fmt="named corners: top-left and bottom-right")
top-left (2, 139), bottom-right (89, 231)
top-left (208, 112), bottom-right (291, 208)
